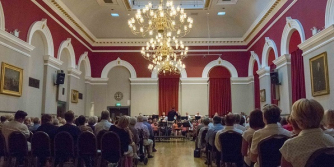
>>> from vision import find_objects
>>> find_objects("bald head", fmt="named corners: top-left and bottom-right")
top-left (137, 115), bottom-right (144, 122)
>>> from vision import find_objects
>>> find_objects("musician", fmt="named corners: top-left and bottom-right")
top-left (167, 107), bottom-right (179, 122)
top-left (195, 112), bottom-right (202, 117)
top-left (151, 118), bottom-right (159, 136)
top-left (185, 112), bottom-right (191, 120)
top-left (160, 112), bottom-right (166, 120)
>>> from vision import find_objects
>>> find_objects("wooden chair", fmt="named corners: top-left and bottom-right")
top-left (200, 129), bottom-right (208, 157)
top-left (98, 131), bottom-right (121, 167)
top-left (8, 131), bottom-right (29, 167)
top-left (0, 133), bottom-right (7, 166)
top-left (77, 131), bottom-right (97, 167)
top-left (219, 131), bottom-right (243, 167)
top-left (53, 131), bottom-right (77, 167)
top-left (206, 131), bottom-right (217, 167)
top-left (258, 134), bottom-right (289, 167)
top-left (31, 131), bottom-right (51, 167)
top-left (305, 147), bottom-right (334, 167)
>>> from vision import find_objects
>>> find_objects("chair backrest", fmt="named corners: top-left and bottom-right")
top-left (96, 129), bottom-right (107, 150)
top-left (31, 131), bottom-right (51, 157)
top-left (54, 131), bottom-right (74, 158)
top-left (8, 131), bottom-right (28, 156)
top-left (78, 131), bottom-right (97, 157)
top-left (219, 131), bottom-right (243, 163)
top-left (258, 134), bottom-right (289, 167)
top-left (101, 131), bottom-right (121, 163)
top-left (200, 129), bottom-right (208, 144)
top-left (0, 133), bottom-right (6, 157)
top-left (305, 147), bottom-right (334, 167)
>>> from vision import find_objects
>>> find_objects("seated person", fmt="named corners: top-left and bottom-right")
top-left (197, 118), bottom-right (210, 149)
top-left (250, 104), bottom-right (292, 167)
top-left (77, 115), bottom-right (93, 132)
top-left (234, 114), bottom-right (246, 131)
top-left (109, 116), bottom-right (132, 156)
top-left (37, 114), bottom-right (59, 140)
top-left (56, 111), bottom-right (81, 143)
top-left (0, 116), bottom-right (7, 130)
top-left (95, 111), bottom-right (113, 135)
top-left (151, 119), bottom-right (159, 136)
top-left (87, 116), bottom-right (96, 133)
top-left (29, 117), bottom-right (41, 132)
top-left (280, 99), bottom-right (334, 167)
top-left (135, 116), bottom-right (154, 158)
top-left (323, 109), bottom-right (334, 137)
top-left (215, 114), bottom-right (243, 152)
top-left (205, 116), bottom-right (223, 147)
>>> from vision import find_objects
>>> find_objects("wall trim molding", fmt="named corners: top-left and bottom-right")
top-left (85, 77), bottom-right (108, 85)
top-left (202, 57), bottom-right (239, 78)
top-left (0, 1), bottom-right (5, 30)
top-left (151, 66), bottom-right (187, 79)
top-left (130, 78), bottom-right (158, 85)
top-left (262, 37), bottom-right (279, 67)
top-left (257, 67), bottom-right (270, 79)
top-left (68, 67), bottom-right (82, 78)
top-left (181, 78), bottom-right (209, 85)
top-left (248, 51), bottom-right (261, 77)
top-left (27, 19), bottom-right (55, 57)
top-left (44, 55), bottom-right (62, 70)
top-left (77, 51), bottom-right (92, 77)
top-left (299, 25), bottom-right (334, 55)
top-left (231, 77), bottom-right (254, 85)
top-left (274, 54), bottom-right (291, 69)
top-left (0, 29), bottom-right (35, 57)
top-left (57, 38), bottom-right (76, 69)
top-left (326, 0), bottom-right (334, 28)
top-left (101, 57), bottom-right (137, 79)
top-left (281, 17), bottom-right (305, 55)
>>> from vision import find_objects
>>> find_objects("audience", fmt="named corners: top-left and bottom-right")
top-left (77, 115), bottom-right (93, 132)
top-left (36, 114), bottom-right (59, 140)
top-left (87, 116), bottom-right (96, 133)
top-left (241, 109), bottom-right (265, 167)
top-left (280, 99), bottom-right (334, 167)
top-left (29, 117), bottom-right (41, 132)
top-left (24, 117), bottom-right (32, 129)
top-left (282, 116), bottom-right (293, 131)
top-left (56, 111), bottom-right (81, 143)
top-left (135, 116), bottom-right (154, 158)
top-left (324, 109), bottom-right (334, 137)
top-left (250, 104), bottom-right (292, 167)
top-left (143, 116), bottom-right (157, 152)
top-left (109, 116), bottom-right (132, 156)
top-left (215, 114), bottom-right (243, 152)
top-left (205, 116), bottom-right (223, 148)
top-left (0, 116), bottom-right (7, 130)
top-left (95, 110), bottom-right (112, 135)
top-left (234, 114), bottom-right (246, 131)
top-left (197, 118), bottom-right (210, 149)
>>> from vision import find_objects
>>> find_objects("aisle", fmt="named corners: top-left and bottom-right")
top-left (138, 140), bottom-right (206, 167)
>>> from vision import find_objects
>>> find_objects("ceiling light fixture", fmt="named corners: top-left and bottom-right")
top-left (111, 13), bottom-right (119, 17)
top-left (217, 12), bottom-right (226, 16)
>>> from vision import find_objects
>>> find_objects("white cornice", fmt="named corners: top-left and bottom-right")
top-left (68, 67), bottom-right (82, 76)
top-left (130, 78), bottom-right (158, 85)
top-left (44, 55), bottom-right (63, 70)
top-left (0, 29), bottom-right (35, 57)
top-left (180, 78), bottom-right (209, 85)
top-left (257, 67), bottom-right (270, 79)
top-left (273, 54), bottom-right (291, 69)
top-left (299, 25), bottom-right (334, 55)
top-left (85, 77), bottom-right (108, 85)
top-left (231, 77), bottom-right (254, 85)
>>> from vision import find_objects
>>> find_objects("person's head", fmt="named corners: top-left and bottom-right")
top-left (162, 112), bottom-right (165, 116)
top-left (41, 114), bottom-right (52, 125)
top-left (234, 114), bottom-right (241, 124)
top-left (137, 115), bottom-right (144, 122)
top-left (100, 111), bottom-right (110, 120)
top-left (88, 116), bottom-right (97, 126)
top-left (0, 116), bottom-right (7, 123)
top-left (324, 110), bottom-right (334, 129)
top-left (280, 117), bottom-right (288, 126)
top-left (153, 118), bottom-right (157, 123)
top-left (291, 99), bottom-right (324, 130)
top-left (196, 112), bottom-right (199, 115)
top-left (240, 116), bottom-right (245, 125)
top-left (213, 116), bottom-right (222, 125)
top-left (262, 104), bottom-right (281, 124)
top-left (249, 109), bottom-right (265, 130)
top-left (143, 116), bottom-right (148, 122)
top-left (202, 118), bottom-right (210, 126)
top-left (172, 107), bottom-right (175, 111)
top-left (225, 114), bottom-right (235, 126)
top-left (77, 115), bottom-right (86, 126)
top-left (129, 117), bottom-right (137, 126)
top-left (33, 117), bottom-right (41, 124)
top-left (148, 118), bottom-right (153, 124)
top-left (64, 110), bottom-right (75, 123)
top-left (53, 118), bottom-right (59, 126)
top-left (287, 115), bottom-right (301, 134)
top-left (15, 110), bottom-right (28, 123)
top-left (186, 112), bottom-right (189, 115)
top-left (117, 116), bottom-right (129, 129)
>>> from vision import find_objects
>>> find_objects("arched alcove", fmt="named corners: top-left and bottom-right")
top-left (57, 38), bottom-right (76, 69)
top-left (27, 19), bottom-right (54, 57)
top-left (202, 57), bottom-right (238, 78)
top-left (77, 52), bottom-right (92, 78)
top-left (326, 0), bottom-right (334, 28)
top-left (101, 57), bottom-right (137, 79)
top-left (248, 51), bottom-right (261, 77)
top-left (280, 17), bottom-right (305, 55)
top-left (106, 66), bottom-right (131, 107)
top-left (262, 37), bottom-right (278, 68)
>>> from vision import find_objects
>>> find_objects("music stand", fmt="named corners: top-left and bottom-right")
top-left (180, 116), bottom-right (188, 120)
top-left (195, 116), bottom-right (201, 120)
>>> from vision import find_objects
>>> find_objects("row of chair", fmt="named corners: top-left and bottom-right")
top-left (0, 130), bottom-right (129, 167)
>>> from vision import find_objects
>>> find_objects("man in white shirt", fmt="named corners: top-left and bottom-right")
top-left (250, 105), bottom-right (292, 167)
top-left (215, 114), bottom-right (243, 152)
top-left (94, 111), bottom-right (113, 135)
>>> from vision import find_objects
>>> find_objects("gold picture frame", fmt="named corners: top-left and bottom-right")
top-left (260, 89), bottom-right (266, 102)
top-left (0, 62), bottom-right (23, 97)
top-left (310, 52), bottom-right (330, 97)
top-left (71, 89), bottom-right (79, 103)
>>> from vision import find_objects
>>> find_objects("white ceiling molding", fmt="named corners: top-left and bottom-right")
top-left (231, 77), bottom-right (254, 85)
top-left (326, 0), bottom-right (334, 28)
top-left (27, 19), bottom-right (55, 57)
top-left (151, 65), bottom-right (187, 79)
top-left (0, 29), bottom-right (35, 57)
top-left (256, 66), bottom-right (270, 79)
top-left (129, 78), bottom-right (158, 85)
top-left (101, 57), bottom-right (137, 79)
top-left (85, 77), bottom-right (109, 85)
top-left (57, 38), bottom-right (76, 69)
top-left (261, 37), bottom-right (278, 68)
top-left (248, 51), bottom-right (261, 77)
top-left (77, 51), bottom-right (92, 78)
top-left (0, 1), bottom-right (5, 30)
top-left (180, 78), bottom-right (209, 85)
top-left (280, 17), bottom-right (305, 55)
top-left (202, 57), bottom-right (238, 78)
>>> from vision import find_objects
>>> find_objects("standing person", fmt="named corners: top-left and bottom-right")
top-left (95, 111), bottom-right (113, 135)
top-left (167, 107), bottom-right (178, 122)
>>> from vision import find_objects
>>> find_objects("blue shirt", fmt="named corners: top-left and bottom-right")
top-left (205, 123), bottom-right (224, 146)
top-left (143, 121), bottom-right (153, 137)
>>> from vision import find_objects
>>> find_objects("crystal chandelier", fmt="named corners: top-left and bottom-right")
top-left (142, 32), bottom-right (188, 74)
top-left (128, 0), bottom-right (193, 37)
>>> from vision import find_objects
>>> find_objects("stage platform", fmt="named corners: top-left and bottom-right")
top-left (155, 136), bottom-right (187, 142)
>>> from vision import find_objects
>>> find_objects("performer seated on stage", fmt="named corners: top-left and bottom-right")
top-left (160, 112), bottom-right (166, 120)
top-left (195, 112), bottom-right (202, 118)
top-left (151, 119), bottom-right (159, 136)
top-left (173, 120), bottom-right (182, 136)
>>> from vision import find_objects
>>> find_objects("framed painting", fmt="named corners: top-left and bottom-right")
top-left (310, 52), bottom-right (330, 96)
top-left (260, 89), bottom-right (266, 102)
top-left (0, 62), bottom-right (23, 96)
top-left (71, 89), bottom-right (79, 103)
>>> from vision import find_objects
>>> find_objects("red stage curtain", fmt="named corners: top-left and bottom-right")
top-left (291, 49), bottom-right (306, 103)
top-left (159, 77), bottom-right (179, 116)
top-left (209, 78), bottom-right (231, 117)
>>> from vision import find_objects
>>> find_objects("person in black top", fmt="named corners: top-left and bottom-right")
top-left (36, 114), bottom-right (59, 140)
top-left (167, 107), bottom-right (179, 121)
top-left (109, 116), bottom-right (131, 155)
top-left (56, 110), bottom-right (81, 142)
